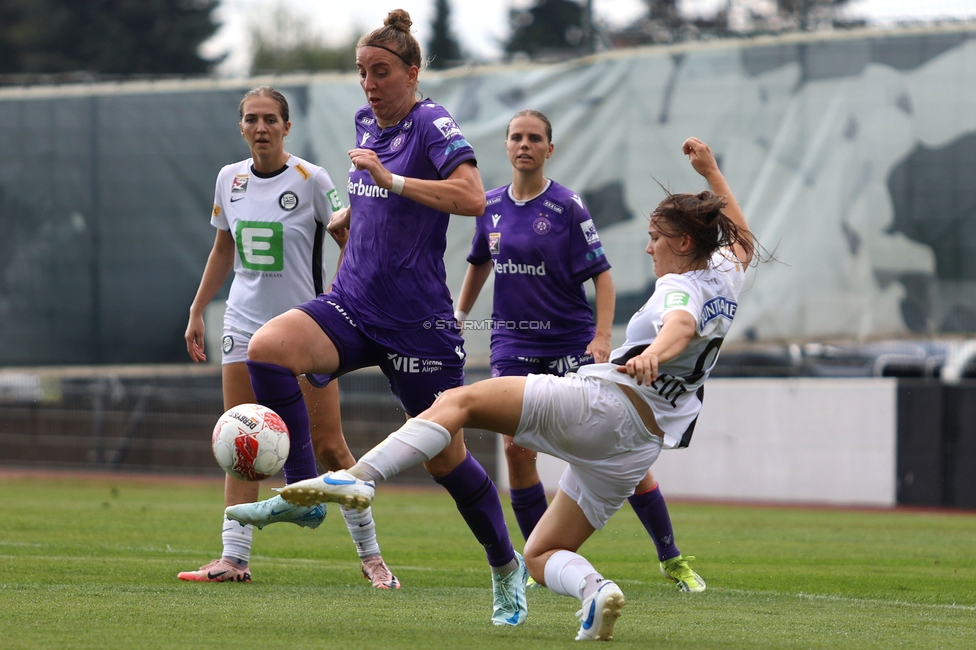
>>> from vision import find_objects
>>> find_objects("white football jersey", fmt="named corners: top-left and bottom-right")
top-left (211, 155), bottom-right (342, 334)
top-left (577, 249), bottom-right (745, 449)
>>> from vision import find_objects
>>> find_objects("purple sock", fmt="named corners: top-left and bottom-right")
top-left (509, 482), bottom-right (548, 542)
top-left (628, 483), bottom-right (680, 561)
top-left (433, 451), bottom-right (515, 568)
top-left (246, 360), bottom-right (318, 484)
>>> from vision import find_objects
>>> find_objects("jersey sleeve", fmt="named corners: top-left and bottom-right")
top-left (466, 211), bottom-right (491, 265)
top-left (423, 105), bottom-right (477, 179)
top-left (210, 167), bottom-right (230, 231)
top-left (566, 195), bottom-right (611, 284)
top-left (654, 274), bottom-right (703, 325)
top-left (311, 165), bottom-right (342, 224)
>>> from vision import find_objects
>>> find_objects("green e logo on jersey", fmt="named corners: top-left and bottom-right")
top-left (236, 221), bottom-right (284, 272)
top-left (664, 291), bottom-right (690, 308)
top-left (327, 188), bottom-right (343, 212)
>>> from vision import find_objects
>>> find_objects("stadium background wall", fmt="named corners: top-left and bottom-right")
top-left (0, 27), bottom-right (974, 365)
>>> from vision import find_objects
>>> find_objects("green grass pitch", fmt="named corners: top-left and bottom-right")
top-left (1, 471), bottom-right (974, 649)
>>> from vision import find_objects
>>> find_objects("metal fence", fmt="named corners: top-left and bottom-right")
top-left (0, 365), bottom-right (497, 483)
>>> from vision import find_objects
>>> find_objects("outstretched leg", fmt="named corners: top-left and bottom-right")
top-left (281, 378), bottom-right (529, 623)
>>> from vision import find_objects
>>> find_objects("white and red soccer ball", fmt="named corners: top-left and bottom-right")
top-left (211, 403), bottom-right (290, 481)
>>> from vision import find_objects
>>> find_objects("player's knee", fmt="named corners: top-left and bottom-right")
top-left (423, 438), bottom-right (466, 477)
top-left (504, 439), bottom-right (536, 464)
top-left (522, 539), bottom-right (546, 574)
top-left (246, 328), bottom-right (277, 364)
top-left (248, 326), bottom-right (302, 374)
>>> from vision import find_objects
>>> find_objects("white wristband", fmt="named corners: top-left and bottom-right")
top-left (454, 309), bottom-right (468, 322)
top-left (390, 174), bottom-right (405, 195)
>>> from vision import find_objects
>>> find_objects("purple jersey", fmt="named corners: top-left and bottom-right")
top-left (332, 100), bottom-right (477, 328)
top-left (467, 180), bottom-right (611, 358)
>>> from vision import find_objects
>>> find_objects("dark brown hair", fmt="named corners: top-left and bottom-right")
top-left (238, 86), bottom-right (289, 123)
top-left (506, 109), bottom-right (553, 143)
top-left (357, 9), bottom-right (423, 69)
top-left (652, 191), bottom-right (756, 266)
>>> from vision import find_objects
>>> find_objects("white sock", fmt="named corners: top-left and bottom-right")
top-left (544, 549), bottom-right (600, 601)
top-left (357, 418), bottom-right (453, 481)
top-left (221, 515), bottom-right (253, 564)
top-left (340, 505), bottom-right (381, 558)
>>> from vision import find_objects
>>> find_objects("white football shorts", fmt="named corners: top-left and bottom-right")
top-left (220, 325), bottom-right (254, 365)
top-left (514, 373), bottom-right (663, 529)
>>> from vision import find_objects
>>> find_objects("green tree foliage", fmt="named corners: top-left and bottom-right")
top-left (249, 3), bottom-right (357, 74)
top-left (505, 0), bottom-right (585, 59)
top-left (0, 0), bottom-right (219, 75)
top-left (427, 0), bottom-right (462, 69)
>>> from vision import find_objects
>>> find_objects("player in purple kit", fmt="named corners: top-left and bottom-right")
top-left (456, 110), bottom-right (704, 593)
top-left (240, 10), bottom-right (528, 625)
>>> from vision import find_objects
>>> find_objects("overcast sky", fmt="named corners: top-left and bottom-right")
top-left (202, 0), bottom-right (976, 76)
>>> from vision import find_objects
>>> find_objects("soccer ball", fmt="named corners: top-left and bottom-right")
top-left (211, 403), bottom-right (290, 481)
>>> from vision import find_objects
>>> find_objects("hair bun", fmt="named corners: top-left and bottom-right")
top-left (385, 9), bottom-right (413, 32)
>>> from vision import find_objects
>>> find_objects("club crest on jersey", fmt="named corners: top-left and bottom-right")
top-left (390, 133), bottom-right (406, 152)
top-left (433, 116), bottom-right (462, 140)
top-left (278, 191), bottom-right (299, 211)
top-left (533, 217), bottom-right (551, 235)
top-left (231, 174), bottom-right (249, 194)
top-left (580, 219), bottom-right (600, 244)
top-left (489, 232), bottom-right (501, 255)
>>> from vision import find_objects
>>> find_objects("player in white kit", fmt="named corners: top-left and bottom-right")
top-left (281, 137), bottom-right (758, 641)
top-left (457, 109), bottom-right (705, 593)
top-left (178, 87), bottom-right (398, 588)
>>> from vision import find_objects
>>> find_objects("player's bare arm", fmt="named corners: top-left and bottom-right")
top-left (618, 310), bottom-right (696, 385)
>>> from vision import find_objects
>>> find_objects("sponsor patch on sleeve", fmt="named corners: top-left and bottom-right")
top-left (585, 247), bottom-right (605, 261)
top-left (699, 296), bottom-right (738, 328)
top-left (212, 205), bottom-right (221, 217)
top-left (580, 219), bottom-right (600, 244)
top-left (295, 163), bottom-right (311, 180)
top-left (327, 188), bottom-right (343, 212)
top-left (445, 139), bottom-right (471, 155)
top-left (664, 291), bottom-right (691, 308)
top-left (433, 116), bottom-right (463, 140)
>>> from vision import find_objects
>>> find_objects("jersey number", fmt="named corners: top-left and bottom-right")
top-left (237, 221), bottom-right (284, 272)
